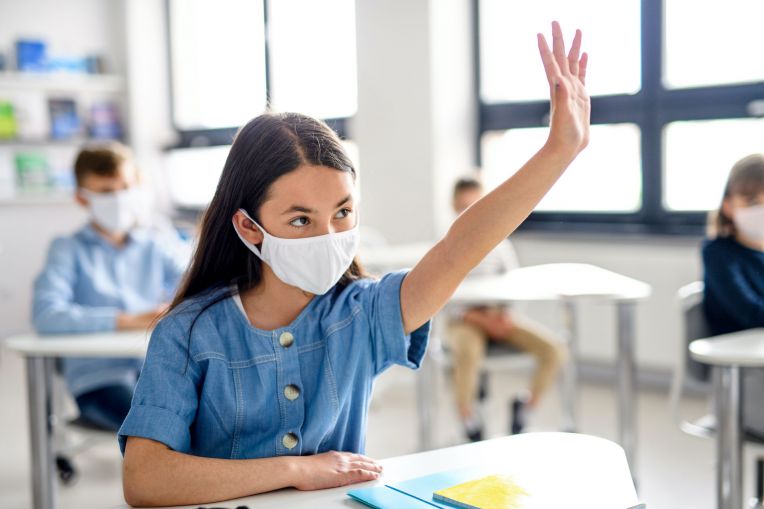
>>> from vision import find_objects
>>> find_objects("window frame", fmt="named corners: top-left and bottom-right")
top-left (164, 0), bottom-right (351, 150)
top-left (474, 0), bottom-right (764, 235)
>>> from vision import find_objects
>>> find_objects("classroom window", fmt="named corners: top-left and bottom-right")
top-left (479, 0), bottom-right (641, 103)
top-left (476, 0), bottom-right (764, 234)
top-left (167, 0), bottom-right (356, 146)
top-left (482, 124), bottom-right (642, 212)
top-left (663, 0), bottom-right (764, 90)
top-left (664, 119), bottom-right (764, 211)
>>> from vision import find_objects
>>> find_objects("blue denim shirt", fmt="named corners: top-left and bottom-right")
top-left (117, 270), bottom-right (430, 458)
top-left (32, 224), bottom-right (188, 397)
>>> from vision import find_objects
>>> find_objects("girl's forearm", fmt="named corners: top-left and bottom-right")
top-left (401, 144), bottom-right (574, 333)
top-left (123, 437), bottom-right (300, 507)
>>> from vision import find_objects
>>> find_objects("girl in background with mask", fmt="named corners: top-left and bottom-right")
top-left (119, 23), bottom-right (590, 507)
top-left (703, 153), bottom-right (764, 437)
top-left (32, 142), bottom-right (189, 432)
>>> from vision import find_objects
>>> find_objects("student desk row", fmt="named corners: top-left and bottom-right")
top-left (106, 432), bottom-right (640, 509)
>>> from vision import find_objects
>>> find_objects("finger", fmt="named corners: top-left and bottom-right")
top-left (348, 468), bottom-right (381, 483)
top-left (352, 460), bottom-right (384, 473)
top-left (567, 29), bottom-right (582, 77)
top-left (537, 33), bottom-right (562, 89)
top-left (551, 21), bottom-right (569, 75)
top-left (579, 52), bottom-right (588, 86)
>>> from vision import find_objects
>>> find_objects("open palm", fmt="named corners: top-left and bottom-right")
top-left (538, 22), bottom-right (591, 159)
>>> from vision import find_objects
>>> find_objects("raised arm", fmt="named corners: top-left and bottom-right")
top-left (401, 22), bottom-right (590, 333)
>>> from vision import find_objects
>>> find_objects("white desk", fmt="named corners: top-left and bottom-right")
top-left (111, 432), bottom-right (641, 509)
top-left (690, 328), bottom-right (764, 509)
top-left (3, 331), bottom-right (149, 509)
top-left (418, 263), bottom-right (650, 481)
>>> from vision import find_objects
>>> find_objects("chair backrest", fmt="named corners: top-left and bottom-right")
top-left (678, 281), bottom-right (712, 383)
top-left (669, 281), bottom-right (713, 433)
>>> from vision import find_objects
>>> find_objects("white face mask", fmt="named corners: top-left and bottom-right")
top-left (81, 188), bottom-right (141, 234)
top-left (734, 203), bottom-right (764, 242)
top-left (232, 208), bottom-right (360, 295)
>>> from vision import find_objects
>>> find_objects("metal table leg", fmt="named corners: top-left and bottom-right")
top-left (616, 302), bottom-right (638, 482)
top-left (560, 300), bottom-right (579, 432)
top-left (27, 356), bottom-right (56, 509)
top-left (715, 365), bottom-right (742, 509)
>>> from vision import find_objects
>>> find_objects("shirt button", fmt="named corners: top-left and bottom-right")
top-left (284, 384), bottom-right (300, 401)
top-left (282, 432), bottom-right (299, 449)
top-left (279, 332), bottom-right (294, 348)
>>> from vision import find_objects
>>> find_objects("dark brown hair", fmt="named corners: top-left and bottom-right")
top-left (169, 112), bottom-right (367, 317)
top-left (709, 154), bottom-right (764, 238)
top-left (73, 142), bottom-right (132, 186)
top-left (453, 176), bottom-right (483, 200)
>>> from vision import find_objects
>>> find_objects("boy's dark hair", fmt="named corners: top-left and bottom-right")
top-left (453, 176), bottom-right (483, 199)
top-left (74, 142), bottom-right (132, 186)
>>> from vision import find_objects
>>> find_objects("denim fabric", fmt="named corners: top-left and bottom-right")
top-left (32, 224), bottom-right (188, 396)
top-left (118, 270), bottom-right (430, 459)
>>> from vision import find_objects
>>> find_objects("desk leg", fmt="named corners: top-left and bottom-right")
top-left (616, 302), bottom-right (638, 484)
top-left (560, 300), bottom-right (578, 432)
top-left (715, 365), bottom-right (742, 509)
top-left (27, 356), bottom-right (56, 509)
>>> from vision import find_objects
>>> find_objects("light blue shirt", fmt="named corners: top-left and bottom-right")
top-left (117, 270), bottom-right (431, 458)
top-left (32, 224), bottom-right (188, 397)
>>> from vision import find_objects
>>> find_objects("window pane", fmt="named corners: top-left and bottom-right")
top-left (664, 119), bottom-right (764, 211)
top-left (664, 0), bottom-right (764, 89)
top-left (268, 0), bottom-right (357, 118)
top-left (481, 124), bottom-right (642, 212)
top-left (479, 0), bottom-right (641, 103)
top-left (169, 0), bottom-right (266, 130)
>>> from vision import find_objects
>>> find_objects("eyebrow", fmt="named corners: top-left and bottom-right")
top-left (281, 194), bottom-right (353, 215)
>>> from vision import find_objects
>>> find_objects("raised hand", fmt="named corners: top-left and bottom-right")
top-left (537, 21), bottom-right (590, 161)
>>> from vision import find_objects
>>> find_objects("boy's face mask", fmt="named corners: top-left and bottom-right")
top-left (734, 203), bottom-right (764, 242)
top-left (232, 208), bottom-right (360, 295)
top-left (81, 188), bottom-right (142, 234)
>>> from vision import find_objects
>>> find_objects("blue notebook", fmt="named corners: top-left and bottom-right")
top-left (347, 469), bottom-right (486, 509)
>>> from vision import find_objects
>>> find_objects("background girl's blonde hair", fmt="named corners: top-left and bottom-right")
top-left (708, 153), bottom-right (764, 238)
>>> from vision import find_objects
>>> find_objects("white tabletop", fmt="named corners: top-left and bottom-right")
top-left (3, 331), bottom-right (149, 358)
top-left (690, 328), bottom-right (764, 367)
top-left (111, 432), bottom-right (639, 509)
top-left (450, 263), bottom-right (651, 305)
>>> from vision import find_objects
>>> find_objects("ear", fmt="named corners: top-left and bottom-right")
top-left (74, 190), bottom-right (89, 208)
top-left (232, 210), bottom-right (264, 245)
top-left (721, 197), bottom-right (736, 220)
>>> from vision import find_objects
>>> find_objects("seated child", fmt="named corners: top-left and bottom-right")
top-left (32, 142), bottom-right (189, 431)
top-left (703, 153), bottom-right (764, 437)
top-left (447, 177), bottom-right (567, 440)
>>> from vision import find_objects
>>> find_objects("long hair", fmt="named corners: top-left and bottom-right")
top-left (708, 154), bottom-right (764, 238)
top-left (169, 112), bottom-right (367, 323)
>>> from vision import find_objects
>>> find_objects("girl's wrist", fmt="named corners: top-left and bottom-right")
top-left (280, 456), bottom-right (303, 487)
top-left (538, 141), bottom-right (578, 168)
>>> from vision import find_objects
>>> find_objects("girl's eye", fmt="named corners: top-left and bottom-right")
top-left (335, 208), bottom-right (352, 219)
top-left (289, 216), bottom-right (310, 227)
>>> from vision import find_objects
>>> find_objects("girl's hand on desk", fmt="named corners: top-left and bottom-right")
top-left (291, 451), bottom-right (383, 490)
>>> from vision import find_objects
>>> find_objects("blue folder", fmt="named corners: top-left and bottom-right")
top-left (347, 469), bottom-right (486, 509)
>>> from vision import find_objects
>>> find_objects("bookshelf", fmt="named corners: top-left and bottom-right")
top-left (0, 71), bottom-right (127, 203)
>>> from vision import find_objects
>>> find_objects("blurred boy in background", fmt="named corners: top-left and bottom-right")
top-left (32, 142), bottom-right (188, 431)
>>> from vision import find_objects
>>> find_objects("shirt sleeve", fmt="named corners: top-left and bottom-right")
top-left (704, 243), bottom-right (764, 330)
top-left (361, 270), bottom-right (431, 376)
top-left (32, 237), bottom-right (120, 333)
top-left (118, 315), bottom-right (200, 455)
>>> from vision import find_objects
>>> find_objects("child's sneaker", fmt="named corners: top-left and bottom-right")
top-left (510, 394), bottom-right (530, 435)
